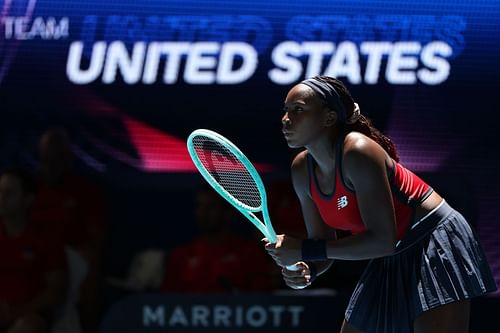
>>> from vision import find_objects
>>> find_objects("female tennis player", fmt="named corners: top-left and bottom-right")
top-left (264, 76), bottom-right (497, 333)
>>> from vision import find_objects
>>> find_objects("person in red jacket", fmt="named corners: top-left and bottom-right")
top-left (31, 128), bottom-right (106, 333)
top-left (161, 186), bottom-right (280, 293)
top-left (264, 76), bottom-right (497, 333)
top-left (0, 168), bottom-right (67, 333)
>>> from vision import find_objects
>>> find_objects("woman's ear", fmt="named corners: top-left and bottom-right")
top-left (324, 110), bottom-right (337, 127)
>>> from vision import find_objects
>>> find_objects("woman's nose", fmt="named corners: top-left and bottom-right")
top-left (282, 113), bottom-right (291, 125)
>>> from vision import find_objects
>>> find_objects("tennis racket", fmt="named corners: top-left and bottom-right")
top-left (187, 129), bottom-right (299, 271)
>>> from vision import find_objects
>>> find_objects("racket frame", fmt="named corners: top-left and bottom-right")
top-left (187, 129), bottom-right (278, 243)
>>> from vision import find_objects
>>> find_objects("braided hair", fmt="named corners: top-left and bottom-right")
top-left (317, 76), bottom-right (400, 162)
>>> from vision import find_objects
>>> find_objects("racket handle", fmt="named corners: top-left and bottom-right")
top-left (285, 264), bottom-right (301, 271)
top-left (265, 232), bottom-right (300, 271)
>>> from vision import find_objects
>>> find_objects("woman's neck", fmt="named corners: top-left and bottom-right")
top-left (306, 128), bottom-right (340, 174)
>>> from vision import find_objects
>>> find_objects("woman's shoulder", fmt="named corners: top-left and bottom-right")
top-left (341, 131), bottom-right (393, 184)
top-left (342, 131), bottom-right (388, 160)
top-left (343, 131), bottom-right (375, 151)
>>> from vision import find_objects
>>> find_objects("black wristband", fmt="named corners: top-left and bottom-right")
top-left (305, 261), bottom-right (318, 283)
top-left (301, 239), bottom-right (327, 261)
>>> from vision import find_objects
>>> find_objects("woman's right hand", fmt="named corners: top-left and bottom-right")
top-left (281, 261), bottom-right (314, 289)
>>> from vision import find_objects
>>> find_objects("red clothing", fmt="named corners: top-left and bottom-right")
top-left (31, 174), bottom-right (105, 249)
top-left (0, 220), bottom-right (67, 304)
top-left (161, 235), bottom-right (274, 293)
top-left (267, 181), bottom-right (307, 237)
top-left (308, 145), bottom-right (433, 240)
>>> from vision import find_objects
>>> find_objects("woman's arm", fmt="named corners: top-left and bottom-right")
top-left (267, 134), bottom-right (398, 266)
top-left (290, 151), bottom-right (334, 275)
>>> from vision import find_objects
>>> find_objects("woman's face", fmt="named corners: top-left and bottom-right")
top-left (281, 84), bottom-right (333, 148)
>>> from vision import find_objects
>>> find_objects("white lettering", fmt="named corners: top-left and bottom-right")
top-left (386, 42), bottom-right (420, 84)
top-left (360, 42), bottom-right (393, 84)
top-left (246, 306), bottom-right (267, 327)
top-left (217, 42), bottom-right (258, 84)
top-left (66, 41), bottom-right (106, 84)
top-left (213, 305), bottom-right (231, 327)
top-left (65, 40), bottom-right (454, 85)
top-left (14, 17), bottom-right (29, 40)
top-left (162, 42), bottom-right (190, 84)
top-left (143, 306), bottom-right (165, 326)
top-left (142, 42), bottom-right (190, 84)
top-left (47, 17), bottom-right (69, 39)
top-left (2, 16), bottom-right (69, 40)
top-left (192, 305), bottom-right (210, 327)
top-left (168, 306), bottom-right (189, 327)
top-left (302, 42), bottom-right (335, 79)
top-left (28, 17), bottom-right (46, 38)
top-left (418, 41), bottom-right (452, 85)
top-left (103, 41), bottom-right (146, 84)
top-left (2, 17), bottom-right (15, 39)
top-left (269, 306), bottom-right (285, 327)
top-left (140, 303), bottom-right (306, 328)
top-left (235, 306), bottom-right (244, 327)
top-left (268, 41), bottom-right (303, 84)
top-left (184, 42), bottom-right (219, 84)
top-left (288, 306), bottom-right (304, 327)
top-left (324, 41), bottom-right (362, 84)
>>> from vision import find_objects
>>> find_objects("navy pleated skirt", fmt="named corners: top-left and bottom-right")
top-left (345, 200), bottom-right (497, 333)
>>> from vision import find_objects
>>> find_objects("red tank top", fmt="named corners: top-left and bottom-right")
top-left (308, 141), bottom-right (433, 240)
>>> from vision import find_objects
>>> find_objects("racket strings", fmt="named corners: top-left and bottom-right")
top-left (192, 136), bottom-right (262, 209)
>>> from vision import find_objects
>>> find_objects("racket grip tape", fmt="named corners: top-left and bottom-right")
top-left (285, 264), bottom-right (300, 271)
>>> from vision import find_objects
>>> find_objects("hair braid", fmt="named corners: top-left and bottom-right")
top-left (318, 76), bottom-right (400, 162)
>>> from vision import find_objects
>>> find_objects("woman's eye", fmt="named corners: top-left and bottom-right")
top-left (283, 106), bottom-right (304, 113)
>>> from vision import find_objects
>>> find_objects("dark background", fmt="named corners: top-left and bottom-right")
top-left (1, 0), bottom-right (499, 331)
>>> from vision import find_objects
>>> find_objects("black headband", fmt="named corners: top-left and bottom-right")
top-left (300, 77), bottom-right (347, 122)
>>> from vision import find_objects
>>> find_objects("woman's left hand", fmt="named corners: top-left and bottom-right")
top-left (263, 234), bottom-right (302, 267)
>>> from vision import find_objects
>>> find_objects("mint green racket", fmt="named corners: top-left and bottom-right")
top-left (187, 129), bottom-right (298, 271)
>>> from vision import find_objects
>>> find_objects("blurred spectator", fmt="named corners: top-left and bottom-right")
top-left (106, 249), bottom-right (166, 292)
top-left (267, 180), bottom-right (307, 238)
top-left (30, 128), bottom-right (107, 333)
top-left (0, 168), bottom-right (67, 333)
top-left (160, 185), bottom-right (281, 293)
